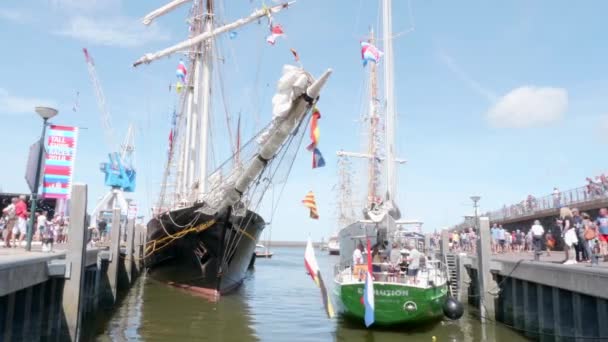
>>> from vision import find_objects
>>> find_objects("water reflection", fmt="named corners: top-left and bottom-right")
top-left (96, 247), bottom-right (528, 342)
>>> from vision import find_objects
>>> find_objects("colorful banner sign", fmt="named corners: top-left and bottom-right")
top-left (42, 125), bottom-right (79, 199)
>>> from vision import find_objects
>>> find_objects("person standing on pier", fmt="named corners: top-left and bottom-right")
top-left (582, 213), bottom-right (598, 265)
top-left (572, 209), bottom-right (588, 262)
top-left (491, 223), bottom-right (499, 254)
top-left (497, 225), bottom-right (506, 253)
top-left (14, 195), bottom-right (28, 247)
top-left (2, 198), bottom-right (17, 248)
top-left (553, 187), bottom-right (561, 207)
top-left (530, 220), bottom-right (544, 261)
top-left (561, 207), bottom-right (578, 264)
top-left (594, 208), bottom-right (608, 260)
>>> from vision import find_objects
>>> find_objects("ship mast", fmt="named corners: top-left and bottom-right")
top-left (197, 0), bottom-right (213, 197)
top-left (382, 0), bottom-right (397, 201)
top-left (366, 28), bottom-right (380, 208)
top-left (134, 1), bottom-right (294, 210)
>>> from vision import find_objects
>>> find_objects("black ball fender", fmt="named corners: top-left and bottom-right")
top-left (443, 296), bottom-right (464, 320)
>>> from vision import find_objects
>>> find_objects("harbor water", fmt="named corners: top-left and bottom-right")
top-left (93, 247), bottom-right (528, 342)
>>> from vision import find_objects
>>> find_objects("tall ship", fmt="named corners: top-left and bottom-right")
top-left (133, 0), bottom-right (331, 298)
top-left (333, 0), bottom-right (449, 325)
top-left (328, 154), bottom-right (358, 255)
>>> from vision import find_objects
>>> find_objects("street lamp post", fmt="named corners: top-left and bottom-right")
top-left (470, 195), bottom-right (481, 231)
top-left (26, 106), bottom-right (58, 252)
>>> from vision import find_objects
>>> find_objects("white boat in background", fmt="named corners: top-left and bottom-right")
top-left (255, 244), bottom-right (274, 258)
top-left (327, 235), bottom-right (340, 255)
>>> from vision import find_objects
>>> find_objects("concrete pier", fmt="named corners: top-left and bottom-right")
top-left (0, 187), bottom-right (145, 341)
top-left (460, 252), bottom-right (608, 341)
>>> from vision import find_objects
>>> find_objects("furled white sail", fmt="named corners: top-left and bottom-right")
top-left (142, 0), bottom-right (192, 25)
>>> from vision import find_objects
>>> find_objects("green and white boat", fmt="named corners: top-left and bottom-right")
top-left (334, 224), bottom-right (449, 326)
top-left (333, 0), bottom-right (450, 327)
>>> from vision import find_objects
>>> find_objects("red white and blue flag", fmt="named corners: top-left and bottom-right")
top-left (363, 238), bottom-right (375, 327)
top-left (361, 41), bottom-right (384, 66)
top-left (176, 61), bottom-right (187, 82)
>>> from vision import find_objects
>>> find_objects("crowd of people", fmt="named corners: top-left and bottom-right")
top-left (0, 195), bottom-right (70, 252)
top-left (450, 206), bottom-right (607, 266)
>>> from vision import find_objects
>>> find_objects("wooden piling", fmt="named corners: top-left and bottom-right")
top-left (477, 216), bottom-right (496, 320)
top-left (125, 218), bottom-right (135, 284)
top-left (108, 208), bottom-right (122, 302)
top-left (61, 183), bottom-right (88, 341)
top-left (133, 224), bottom-right (143, 275)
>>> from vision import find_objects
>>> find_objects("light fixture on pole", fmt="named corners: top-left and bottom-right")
top-left (26, 106), bottom-right (58, 251)
top-left (470, 195), bottom-right (481, 231)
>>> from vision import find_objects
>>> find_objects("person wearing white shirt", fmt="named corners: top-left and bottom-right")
top-left (37, 212), bottom-right (47, 238)
top-left (531, 220), bottom-right (544, 260)
top-left (352, 244), bottom-right (363, 265)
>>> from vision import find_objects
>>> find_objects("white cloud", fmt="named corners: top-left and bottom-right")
top-left (0, 8), bottom-right (29, 23)
top-left (486, 86), bottom-right (568, 128)
top-left (0, 88), bottom-right (57, 115)
top-left (54, 16), bottom-right (170, 48)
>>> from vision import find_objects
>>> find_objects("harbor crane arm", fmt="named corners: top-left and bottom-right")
top-left (83, 48), bottom-right (115, 150)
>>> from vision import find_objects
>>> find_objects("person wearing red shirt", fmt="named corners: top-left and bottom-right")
top-left (14, 195), bottom-right (28, 247)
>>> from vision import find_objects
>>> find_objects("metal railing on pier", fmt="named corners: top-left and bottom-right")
top-left (488, 184), bottom-right (608, 222)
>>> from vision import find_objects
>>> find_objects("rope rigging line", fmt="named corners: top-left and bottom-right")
top-left (213, 38), bottom-right (236, 157)
top-left (145, 102), bottom-right (311, 266)
top-left (221, 109), bottom-right (312, 267)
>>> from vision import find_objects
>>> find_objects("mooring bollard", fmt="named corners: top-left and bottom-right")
top-left (108, 208), bottom-right (122, 302)
top-left (477, 217), bottom-right (496, 321)
top-left (125, 218), bottom-right (135, 284)
top-left (61, 183), bottom-right (88, 341)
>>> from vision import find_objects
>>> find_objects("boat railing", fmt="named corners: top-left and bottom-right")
top-left (335, 259), bottom-right (447, 287)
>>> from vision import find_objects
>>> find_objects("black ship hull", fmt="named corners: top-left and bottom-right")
top-left (145, 202), bottom-right (264, 296)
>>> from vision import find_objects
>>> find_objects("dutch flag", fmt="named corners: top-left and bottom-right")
top-left (363, 271), bottom-right (375, 327)
top-left (363, 238), bottom-right (375, 327)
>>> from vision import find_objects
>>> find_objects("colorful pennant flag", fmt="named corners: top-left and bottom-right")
top-left (175, 81), bottom-right (184, 94)
top-left (290, 48), bottom-right (300, 62)
top-left (312, 148), bottom-right (325, 169)
top-left (229, 31), bottom-right (238, 39)
top-left (266, 24), bottom-right (284, 45)
top-left (305, 237), bottom-right (335, 318)
top-left (361, 41), bottom-right (384, 66)
top-left (363, 238), bottom-right (375, 327)
top-left (176, 60), bottom-right (187, 82)
top-left (302, 191), bottom-right (319, 219)
top-left (306, 108), bottom-right (321, 151)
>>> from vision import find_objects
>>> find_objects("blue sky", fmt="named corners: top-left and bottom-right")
top-left (1, 1), bottom-right (608, 241)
